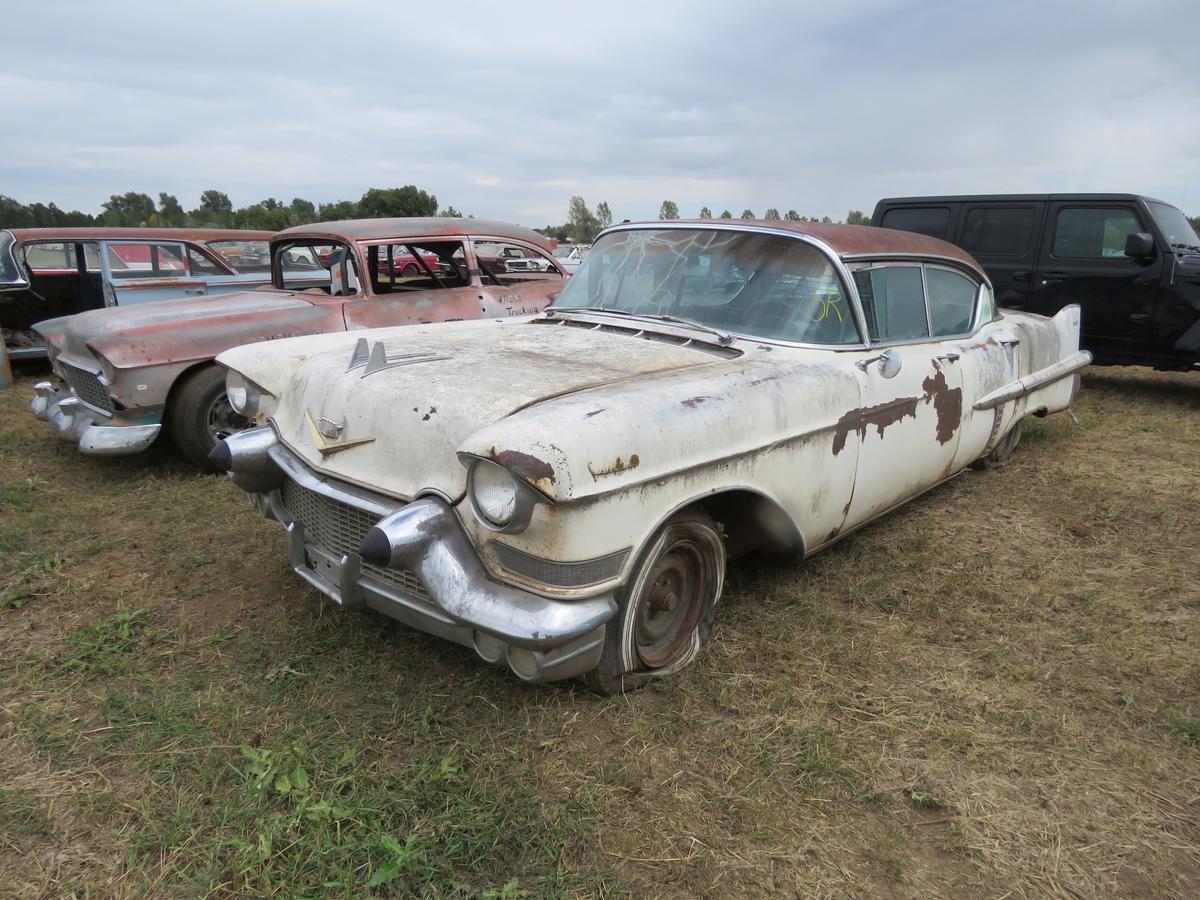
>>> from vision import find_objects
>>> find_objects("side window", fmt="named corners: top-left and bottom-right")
top-left (187, 247), bottom-right (225, 276)
top-left (880, 207), bottom-right (951, 239)
top-left (960, 207), bottom-right (1035, 256)
top-left (366, 241), bottom-right (469, 294)
top-left (1052, 208), bottom-right (1142, 259)
top-left (208, 240), bottom-right (272, 273)
top-left (472, 239), bottom-right (563, 286)
top-left (23, 242), bottom-right (77, 271)
top-left (853, 266), bottom-right (929, 341)
top-left (105, 243), bottom-right (188, 278)
top-left (926, 268), bottom-right (978, 336)
top-left (276, 241), bottom-right (338, 292)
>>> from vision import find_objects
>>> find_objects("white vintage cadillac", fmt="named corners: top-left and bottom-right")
top-left (212, 221), bottom-right (1090, 692)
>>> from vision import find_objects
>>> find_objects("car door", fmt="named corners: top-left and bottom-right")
top-left (954, 202), bottom-right (1044, 310)
top-left (843, 263), bottom-right (965, 527)
top-left (343, 239), bottom-right (503, 329)
top-left (469, 237), bottom-right (565, 312)
top-left (1030, 202), bottom-right (1162, 355)
top-left (100, 240), bottom-right (209, 306)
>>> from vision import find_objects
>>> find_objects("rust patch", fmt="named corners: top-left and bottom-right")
top-left (832, 397), bottom-right (920, 455)
top-left (922, 369), bottom-right (963, 446)
top-left (588, 454), bottom-right (641, 479)
top-left (682, 396), bottom-right (712, 408)
top-left (491, 448), bottom-right (555, 484)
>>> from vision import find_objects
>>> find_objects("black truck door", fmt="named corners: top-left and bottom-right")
top-left (1031, 202), bottom-right (1162, 357)
top-left (954, 201), bottom-right (1044, 310)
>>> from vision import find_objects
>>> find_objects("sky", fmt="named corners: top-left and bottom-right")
top-left (2, 0), bottom-right (1198, 226)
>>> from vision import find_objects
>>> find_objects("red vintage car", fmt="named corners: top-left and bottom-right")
top-left (29, 218), bottom-right (568, 467)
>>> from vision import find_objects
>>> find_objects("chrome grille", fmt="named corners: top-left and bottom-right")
top-left (280, 477), bottom-right (430, 602)
top-left (61, 363), bottom-right (113, 413)
top-left (491, 541), bottom-right (629, 588)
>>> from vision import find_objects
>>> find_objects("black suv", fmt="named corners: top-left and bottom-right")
top-left (872, 194), bottom-right (1200, 370)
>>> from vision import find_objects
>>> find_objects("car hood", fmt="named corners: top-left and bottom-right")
top-left (39, 289), bottom-right (334, 369)
top-left (220, 317), bottom-right (733, 500)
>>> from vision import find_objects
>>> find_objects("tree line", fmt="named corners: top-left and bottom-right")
top-left (0, 186), bottom-right (459, 231)
top-left (541, 196), bottom-right (873, 243)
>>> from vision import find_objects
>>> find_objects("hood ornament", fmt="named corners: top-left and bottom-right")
top-left (304, 411), bottom-right (374, 456)
top-left (347, 337), bottom-right (449, 377)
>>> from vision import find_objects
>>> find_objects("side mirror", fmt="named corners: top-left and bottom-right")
top-left (856, 347), bottom-right (903, 379)
top-left (1123, 232), bottom-right (1155, 259)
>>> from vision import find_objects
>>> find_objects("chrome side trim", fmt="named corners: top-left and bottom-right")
top-left (972, 350), bottom-right (1093, 410)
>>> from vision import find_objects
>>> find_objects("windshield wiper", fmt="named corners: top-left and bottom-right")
top-left (635, 313), bottom-right (735, 346)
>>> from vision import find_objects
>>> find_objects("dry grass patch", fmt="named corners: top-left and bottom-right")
top-left (1, 366), bottom-right (1199, 897)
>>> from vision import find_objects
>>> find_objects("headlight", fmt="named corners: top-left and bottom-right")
top-left (471, 460), bottom-right (518, 527)
top-left (225, 369), bottom-right (261, 417)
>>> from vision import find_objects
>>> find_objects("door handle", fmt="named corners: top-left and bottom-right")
top-left (1129, 313), bottom-right (1149, 323)
top-left (183, 288), bottom-right (205, 294)
top-left (1132, 275), bottom-right (1156, 285)
top-left (936, 352), bottom-right (960, 362)
top-left (1001, 338), bottom-right (1021, 347)
top-left (1012, 271), bottom-right (1030, 281)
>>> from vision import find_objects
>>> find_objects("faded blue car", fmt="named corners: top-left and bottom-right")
top-left (0, 228), bottom-right (329, 360)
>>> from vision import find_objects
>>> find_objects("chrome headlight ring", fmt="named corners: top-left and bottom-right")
top-left (225, 369), bottom-right (271, 418)
top-left (463, 456), bottom-right (547, 534)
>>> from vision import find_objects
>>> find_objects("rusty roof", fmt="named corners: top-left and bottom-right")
top-left (620, 220), bottom-right (986, 277)
top-left (276, 217), bottom-right (553, 248)
top-left (7, 227), bottom-right (274, 242)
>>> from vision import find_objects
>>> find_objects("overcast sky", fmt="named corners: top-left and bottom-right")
top-left (2, 0), bottom-right (1198, 225)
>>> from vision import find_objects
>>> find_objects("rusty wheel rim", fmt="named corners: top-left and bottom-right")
top-left (635, 539), bottom-right (707, 669)
top-left (206, 394), bottom-right (251, 443)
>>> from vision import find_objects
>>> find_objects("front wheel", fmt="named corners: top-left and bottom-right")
top-left (167, 365), bottom-right (251, 470)
top-left (583, 508), bottom-right (725, 695)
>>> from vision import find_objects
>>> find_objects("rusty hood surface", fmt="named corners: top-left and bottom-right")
top-left (219, 317), bottom-right (739, 500)
top-left (40, 290), bottom-right (338, 370)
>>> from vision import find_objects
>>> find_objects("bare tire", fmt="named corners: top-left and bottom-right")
top-left (401, 263), bottom-right (419, 277)
top-left (973, 419), bottom-right (1023, 470)
top-left (583, 508), bottom-right (725, 695)
top-left (167, 365), bottom-right (251, 470)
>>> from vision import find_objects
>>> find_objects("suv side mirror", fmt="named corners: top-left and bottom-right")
top-left (1123, 232), bottom-right (1155, 259)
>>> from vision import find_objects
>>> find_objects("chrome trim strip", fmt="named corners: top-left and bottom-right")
top-left (972, 350), bottom-right (1093, 410)
top-left (267, 443), bottom-right (401, 518)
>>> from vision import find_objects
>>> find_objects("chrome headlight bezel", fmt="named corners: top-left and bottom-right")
top-left (463, 456), bottom-right (547, 534)
top-left (225, 369), bottom-right (270, 418)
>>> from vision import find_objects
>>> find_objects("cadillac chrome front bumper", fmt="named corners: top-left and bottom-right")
top-left (29, 381), bottom-right (161, 455)
top-left (220, 427), bottom-right (615, 684)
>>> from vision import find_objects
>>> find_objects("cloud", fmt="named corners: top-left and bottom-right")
top-left (2, 0), bottom-right (1198, 224)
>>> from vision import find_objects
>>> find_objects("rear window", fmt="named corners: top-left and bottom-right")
top-left (960, 207), bottom-right (1035, 256)
top-left (880, 207), bottom-right (950, 239)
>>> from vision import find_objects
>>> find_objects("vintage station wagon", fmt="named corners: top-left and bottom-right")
top-left (29, 218), bottom-right (565, 467)
top-left (214, 221), bottom-right (1090, 692)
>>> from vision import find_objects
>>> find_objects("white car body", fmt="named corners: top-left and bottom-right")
top-left (215, 221), bottom-right (1090, 690)
top-left (552, 243), bottom-right (589, 273)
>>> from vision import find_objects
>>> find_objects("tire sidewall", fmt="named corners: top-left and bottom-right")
top-left (586, 511), bottom-right (725, 694)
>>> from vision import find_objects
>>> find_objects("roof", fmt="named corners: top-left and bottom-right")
top-left (276, 217), bottom-right (553, 248)
top-left (7, 227), bottom-right (274, 242)
top-left (609, 220), bottom-right (985, 276)
top-left (875, 193), bottom-right (1169, 206)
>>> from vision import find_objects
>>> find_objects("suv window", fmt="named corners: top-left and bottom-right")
top-left (1052, 207), bottom-right (1143, 259)
top-left (880, 207), bottom-right (950, 239)
top-left (853, 266), bottom-right (929, 341)
top-left (926, 268), bottom-right (977, 336)
top-left (960, 207), bottom-right (1035, 256)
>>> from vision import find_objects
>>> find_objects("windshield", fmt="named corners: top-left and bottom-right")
top-left (1148, 202), bottom-right (1200, 247)
top-left (551, 227), bottom-right (859, 344)
top-left (0, 230), bottom-right (27, 288)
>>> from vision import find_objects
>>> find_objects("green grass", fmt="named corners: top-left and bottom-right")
top-left (2, 366), bottom-right (1199, 896)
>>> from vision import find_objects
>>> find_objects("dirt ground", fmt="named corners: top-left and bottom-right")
top-left (1, 366), bottom-right (1197, 898)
